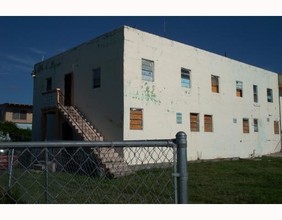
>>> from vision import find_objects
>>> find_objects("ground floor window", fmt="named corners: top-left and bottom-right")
top-left (253, 118), bottom-right (259, 132)
top-left (243, 118), bottom-right (249, 133)
top-left (176, 112), bottom-right (182, 124)
top-left (190, 113), bottom-right (199, 132)
top-left (130, 108), bottom-right (143, 130)
top-left (204, 115), bottom-right (213, 132)
top-left (274, 121), bottom-right (280, 134)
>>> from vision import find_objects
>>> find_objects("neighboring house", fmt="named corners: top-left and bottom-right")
top-left (32, 26), bottom-right (281, 161)
top-left (0, 103), bottom-right (33, 130)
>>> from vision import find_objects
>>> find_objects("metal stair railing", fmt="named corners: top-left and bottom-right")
top-left (45, 89), bottom-right (131, 177)
top-left (55, 88), bottom-right (102, 141)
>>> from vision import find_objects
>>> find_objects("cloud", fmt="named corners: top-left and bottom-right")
top-left (6, 55), bottom-right (36, 67)
top-left (28, 47), bottom-right (46, 55)
top-left (0, 54), bottom-right (36, 76)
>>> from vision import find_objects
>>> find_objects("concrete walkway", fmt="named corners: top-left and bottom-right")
top-left (265, 152), bottom-right (282, 157)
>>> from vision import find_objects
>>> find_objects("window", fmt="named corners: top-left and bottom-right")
top-left (267, 88), bottom-right (273, 102)
top-left (12, 110), bottom-right (27, 120)
top-left (0, 109), bottom-right (3, 120)
top-left (142, 59), bottom-right (154, 81)
top-left (254, 119), bottom-right (259, 132)
top-left (176, 113), bottom-right (182, 124)
top-left (253, 85), bottom-right (258, 103)
top-left (130, 108), bottom-right (143, 130)
top-left (211, 75), bottom-right (219, 93)
top-left (236, 81), bottom-right (243, 97)
top-left (243, 118), bottom-right (249, 133)
top-left (190, 113), bottom-right (199, 132)
top-left (204, 115), bottom-right (213, 132)
top-left (46, 77), bottom-right (52, 92)
top-left (181, 68), bottom-right (191, 88)
top-left (92, 68), bottom-right (101, 88)
top-left (274, 121), bottom-right (279, 134)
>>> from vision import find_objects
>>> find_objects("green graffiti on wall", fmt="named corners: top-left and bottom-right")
top-left (131, 85), bottom-right (161, 104)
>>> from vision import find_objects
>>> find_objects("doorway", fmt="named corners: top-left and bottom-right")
top-left (64, 73), bottom-right (73, 106)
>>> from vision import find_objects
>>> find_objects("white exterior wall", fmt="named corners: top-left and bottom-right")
top-left (32, 28), bottom-right (124, 141)
top-left (32, 26), bottom-right (280, 161)
top-left (123, 26), bottom-right (280, 160)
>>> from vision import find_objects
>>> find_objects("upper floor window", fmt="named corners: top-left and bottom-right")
top-left (12, 110), bottom-right (27, 120)
top-left (236, 81), bottom-right (243, 97)
top-left (267, 88), bottom-right (273, 102)
top-left (46, 77), bottom-right (52, 92)
top-left (92, 68), bottom-right (101, 89)
top-left (211, 75), bottom-right (219, 93)
top-left (181, 68), bottom-right (191, 88)
top-left (142, 59), bottom-right (154, 82)
top-left (253, 85), bottom-right (258, 103)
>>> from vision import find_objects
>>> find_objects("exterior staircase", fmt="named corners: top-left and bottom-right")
top-left (52, 89), bottom-right (133, 178)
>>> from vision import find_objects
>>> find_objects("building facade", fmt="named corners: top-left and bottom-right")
top-left (32, 26), bottom-right (281, 161)
top-left (0, 103), bottom-right (33, 130)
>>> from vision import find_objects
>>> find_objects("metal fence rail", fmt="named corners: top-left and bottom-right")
top-left (0, 132), bottom-right (187, 204)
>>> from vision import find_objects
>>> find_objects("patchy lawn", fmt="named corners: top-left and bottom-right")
top-left (189, 156), bottom-right (282, 203)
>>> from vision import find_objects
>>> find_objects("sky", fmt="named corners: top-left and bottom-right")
top-left (0, 16), bottom-right (282, 105)
top-left (1, 1), bottom-right (282, 217)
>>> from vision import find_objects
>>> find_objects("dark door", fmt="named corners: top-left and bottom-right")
top-left (64, 73), bottom-right (73, 106)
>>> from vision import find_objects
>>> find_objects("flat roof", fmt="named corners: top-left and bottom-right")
top-left (0, 103), bottom-right (33, 108)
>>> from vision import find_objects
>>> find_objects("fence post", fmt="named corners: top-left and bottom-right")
top-left (175, 131), bottom-right (188, 204)
top-left (45, 147), bottom-right (49, 204)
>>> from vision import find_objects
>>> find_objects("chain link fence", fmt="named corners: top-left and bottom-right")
top-left (0, 132), bottom-right (187, 204)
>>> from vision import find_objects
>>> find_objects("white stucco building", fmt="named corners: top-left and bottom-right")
top-left (32, 26), bottom-right (281, 161)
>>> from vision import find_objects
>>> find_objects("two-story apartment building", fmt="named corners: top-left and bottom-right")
top-left (32, 26), bottom-right (281, 161)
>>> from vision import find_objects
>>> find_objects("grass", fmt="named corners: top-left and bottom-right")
top-left (0, 166), bottom-right (175, 204)
top-left (188, 156), bottom-right (282, 204)
top-left (1, 156), bottom-right (282, 203)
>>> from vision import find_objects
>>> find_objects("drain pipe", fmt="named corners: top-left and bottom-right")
top-left (278, 77), bottom-right (282, 152)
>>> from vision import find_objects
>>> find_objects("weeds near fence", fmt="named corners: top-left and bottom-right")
top-left (0, 166), bottom-right (174, 204)
top-left (0, 133), bottom-right (188, 204)
top-left (3, 155), bottom-right (282, 204)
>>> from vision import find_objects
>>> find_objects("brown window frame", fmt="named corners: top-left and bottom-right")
top-left (274, 121), bottom-right (280, 134)
top-left (190, 113), bottom-right (199, 132)
top-left (204, 115), bottom-right (213, 132)
top-left (130, 108), bottom-right (143, 130)
top-left (211, 75), bottom-right (219, 93)
top-left (243, 118), bottom-right (249, 133)
top-left (236, 81), bottom-right (243, 97)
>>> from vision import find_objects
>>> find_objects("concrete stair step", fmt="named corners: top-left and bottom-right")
top-left (59, 103), bottom-right (136, 177)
